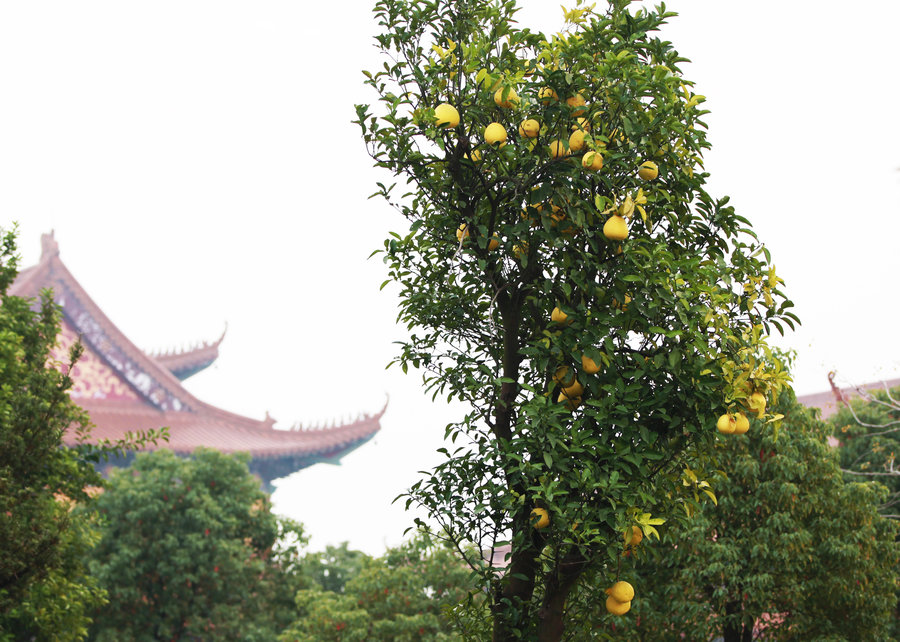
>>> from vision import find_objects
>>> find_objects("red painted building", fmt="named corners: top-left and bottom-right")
top-left (12, 232), bottom-right (383, 487)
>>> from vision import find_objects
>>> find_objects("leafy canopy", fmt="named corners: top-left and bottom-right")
top-left (88, 448), bottom-right (305, 642)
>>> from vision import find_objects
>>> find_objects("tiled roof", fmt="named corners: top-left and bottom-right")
top-left (797, 375), bottom-right (900, 420)
top-left (11, 232), bottom-right (382, 483)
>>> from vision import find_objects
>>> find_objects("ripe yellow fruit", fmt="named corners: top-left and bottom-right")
top-left (488, 236), bottom-right (501, 251)
top-left (638, 160), bottom-right (659, 181)
top-left (551, 307), bottom-right (570, 324)
top-left (465, 149), bottom-right (482, 162)
top-left (434, 103), bottom-right (460, 128)
top-left (484, 122), bottom-right (508, 146)
top-left (531, 507), bottom-right (550, 529)
top-left (571, 117), bottom-right (590, 132)
top-left (456, 224), bottom-right (469, 242)
top-left (603, 215), bottom-right (629, 241)
top-left (518, 118), bottom-right (540, 138)
top-left (734, 411), bottom-right (750, 434)
top-left (557, 390), bottom-right (582, 410)
top-left (494, 87), bottom-right (520, 108)
top-left (624, 525), bottom-right (643, 548)
top-left (605, 595), bottom-right (631, 615)
top-left (568, 129), bottom-right (586, 153)
top-left (581, 354), bottom-right (601, 374)
top-left (538, 87), bottom-right (558, 105)
top-left (561, 380), bottom-right (584, 399)
top-left (554, 366), bottom-right (576, 388)
top-left (565, 93), bottom-right (587, 116)
top-left (549, 140), bottom-right (567, 159)
top-left (523, 59), bottom-right (536, 77)
top-left (747, 392), bottom-right (767, 417)
top-left (717, 413), bottom-right (737, 435)
top-left (512, 241), bottom-right (529, 260)
top-left (581, 151), bottom-right (603, 171)
top-left (609, 581), bottom-right (635, 603)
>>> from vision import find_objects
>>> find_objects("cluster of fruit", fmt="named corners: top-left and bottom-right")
top-left (605, 580), bottom-right (635, 615)
top-left (433, 87), bottom-right (659, 248)
top-left (716, 391), bottom-right (767, 435)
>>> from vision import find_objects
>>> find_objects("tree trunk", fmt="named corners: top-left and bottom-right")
top-left (535, 553), bottom-right (587, 642)
top-left (722, 601), bottom-right (754, 642)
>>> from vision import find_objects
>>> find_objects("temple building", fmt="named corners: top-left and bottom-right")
top-left (11, 232), bottom-right (383, 488)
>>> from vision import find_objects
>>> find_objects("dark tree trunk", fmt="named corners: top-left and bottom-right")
top-left (722, 601), bottom-right (754, 642)
top-left (535, 553), bottom-right (588, 642)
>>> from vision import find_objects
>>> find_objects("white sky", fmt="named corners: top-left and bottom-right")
top-left (2, 1), bottom-right (899, 554)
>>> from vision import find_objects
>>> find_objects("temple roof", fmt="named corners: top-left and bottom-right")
top-left (11, 232), bottom-right (383, 486)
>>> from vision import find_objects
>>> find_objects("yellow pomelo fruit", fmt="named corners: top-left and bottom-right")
top-left (549, 139), bottom-right (567, 159)
top-left (603, 215), bottom-right (629, 241)
top-left (734, 412), bottom-right (750, 434)
top-left (565, 93), bottom-right (587, 116)
top-left (484, 122), bottom-right (508, 146)
top-left (717, 413), bottom-right (737, 434)
top-left (434, 103), bottom-right (460, 128)
top-left (609, 581), bottom-right (635, 603)
top-left (747, 392), bottom-right (767, 417)
top-left (605, 595), bottom-right (631, 615)
top-left (518, 118), bottom-right (540, 138)
top-left (568, 129), bottom-right (586, 153)
top-left (523, 59), bottom-right (536, 76)
top-left (571, 117), bottom-right (590, 132)
top-left (638, 160), bottom-right (659, 180)
top-left (531, 507), bottom-right (550, 529)
top-left (624, 525), bottom-right (643, 548)
top-left (538, 87), bottom-right (558, 105)
top-left (550, 307), bottom-right (570, 324)
top-left (494, 87), bottom-right (520, 108)
top-left (581, 354), bottom-right (601, 374)
top-left (488, 236), bottom-right (500, 251)
top-left (553, 366), bottom-right (576, 387)
top-left (561, 380), bottom-right (584, 399)
top-left (466, 148), bottom-right (482, 162)
top-left (512, 241), bottom-right (529, 260)
top-left (557, 391), bottom-right (582, 410)
top-left (456, 224), bottom-right (469, 242)
top-left (581, 151), bottom-right (603, 171)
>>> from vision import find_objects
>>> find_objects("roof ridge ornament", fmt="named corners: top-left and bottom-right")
top-left (40, 230), bottom-right (59, 260)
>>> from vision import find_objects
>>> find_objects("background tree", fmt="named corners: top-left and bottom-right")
top-left (829, 381), bottom-right (900, 517)
top-left (88, 448), bottom-right (305, 641)
top-left (280, 533), bottom-right (473, 641)
top-left (591, 389), bottom-right (899, 642)
top-left (0, 226), bottom-right (162, 641)
top-left (357, 0), bottom-right (795, 639)
top-left (301, 542), bottom-right (369, 594)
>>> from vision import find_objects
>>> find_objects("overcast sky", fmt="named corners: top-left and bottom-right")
top-left (2, 0), bottom-right (898, 554)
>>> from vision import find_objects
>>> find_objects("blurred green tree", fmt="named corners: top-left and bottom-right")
top-left (280, 534), bottom-right (473, 641)
top-left (829, 381), bottom-right (900, 517)
top-left (588, 390), bottom-right (899, 641)
top-left (88, 448), bottom-right (305, 641)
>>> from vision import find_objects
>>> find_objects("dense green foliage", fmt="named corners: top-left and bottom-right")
top-left (88, 448), bottom-right (305, 641)
top-left (593, 390), bottom-right (899, 642)
top-left (0, 227), bottom-right (131, 641)
top-left (358, 0), bottom-right (795, 638)
top-left (281, 534), bottom-right (472, 641)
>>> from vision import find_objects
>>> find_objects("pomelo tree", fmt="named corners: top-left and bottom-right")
top-left (356, 1), bottom-right (796, 638)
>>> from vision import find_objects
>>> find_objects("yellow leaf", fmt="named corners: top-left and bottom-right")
top-left (702, 488), bottom-right (718, 505)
